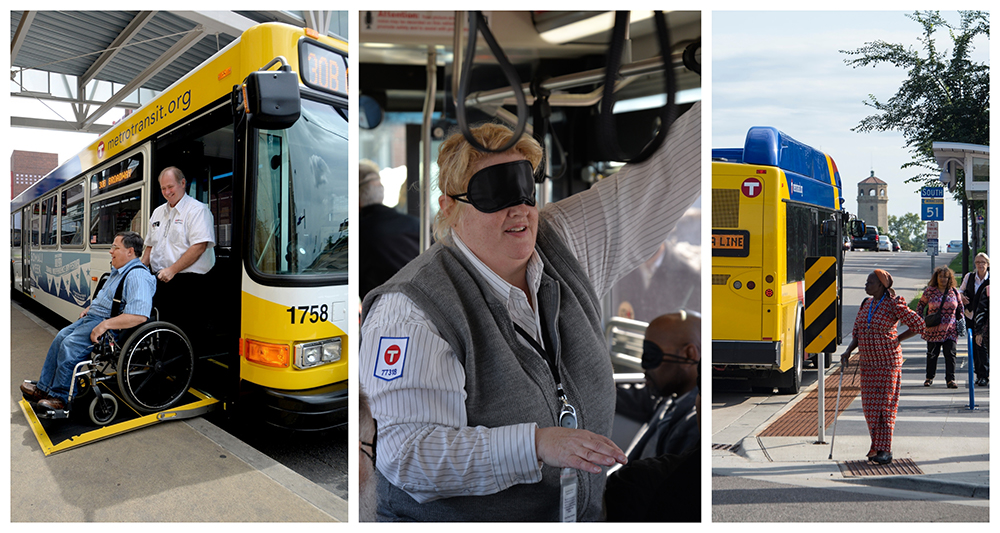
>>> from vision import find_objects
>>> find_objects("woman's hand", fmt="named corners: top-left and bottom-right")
top-left (535, 426), bottom-right (627, 474)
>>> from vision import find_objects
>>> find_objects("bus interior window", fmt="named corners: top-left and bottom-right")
top-left (12, 212), bottom-right (22, 247)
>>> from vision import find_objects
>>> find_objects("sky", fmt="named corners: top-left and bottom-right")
top-left (712, 10), bottom-right (989, 246)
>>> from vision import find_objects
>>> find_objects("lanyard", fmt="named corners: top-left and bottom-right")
top-left (512, 322), bottom-right (569, 406)
top-left (511, 321), bottom-right (579, 522)
top-left (867, 292), bottom-right (888, 325)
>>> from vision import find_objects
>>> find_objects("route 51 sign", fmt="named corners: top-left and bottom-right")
top-left (922, 198), bottom-right (944, 221)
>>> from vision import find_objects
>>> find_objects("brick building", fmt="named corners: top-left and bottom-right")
top-left (11, 150), bottom-right (58, 199)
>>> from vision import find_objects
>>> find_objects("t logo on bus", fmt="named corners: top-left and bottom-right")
top-left (741, 178), bottom-right (762, 198)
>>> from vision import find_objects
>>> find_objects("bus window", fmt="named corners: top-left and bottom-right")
top-left (251, 97), bottom-right (348, 278)
top-left (11, 211), bottom-right (21, 248)
top-left (60, 183), bottom-right (85, 246)
top-left (30, 202), bottom-right (39, 246)
top-left (89, 190), bottom-right (142, 245)
top-left (40, 196), bottom-right (57, 246)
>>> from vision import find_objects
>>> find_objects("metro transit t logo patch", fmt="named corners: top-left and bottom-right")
top-left (374, 337), bottom-right (408, 381)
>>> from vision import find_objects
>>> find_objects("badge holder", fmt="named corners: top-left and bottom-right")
top-left (559, 397), bottom-right (578, 522)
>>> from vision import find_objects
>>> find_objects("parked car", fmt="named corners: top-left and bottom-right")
top-left (946, 240), bottom-right (963, 253)
top-left (891, 239), bottom-right (901, 252)
top-left (852, 226), bottom-right (880, 251)
top-left (877, 235), bottom-right (892, 252)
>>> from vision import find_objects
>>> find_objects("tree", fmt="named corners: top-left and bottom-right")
top-left (888, 213), bottom-right (926, 251)
top-left (841, 11), bottom-right (989, 202)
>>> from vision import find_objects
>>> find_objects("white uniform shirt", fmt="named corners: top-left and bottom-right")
top-left (146, 193), bottom-right (216, 274)
top-left (360, 101), bottom-right (701, 504)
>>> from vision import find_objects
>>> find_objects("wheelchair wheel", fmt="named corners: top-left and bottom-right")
top-left (117, 321), bottom-right (194, 414)
top-left (89, 393), bottom-right (118, 426)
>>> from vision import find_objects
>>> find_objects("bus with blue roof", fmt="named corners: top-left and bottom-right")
top-left (712, 127), bottom-right (862, 394)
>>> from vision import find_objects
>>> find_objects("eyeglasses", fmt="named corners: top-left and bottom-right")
top-left (449, 160), bottom-right (536, 213)
top-left (360, 418), bottom-right (377, 468)
top-left (641, 340), bottom-right (697, 370)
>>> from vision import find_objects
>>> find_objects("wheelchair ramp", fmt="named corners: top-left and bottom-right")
top-left (19, 385), bottom-right (219, 456)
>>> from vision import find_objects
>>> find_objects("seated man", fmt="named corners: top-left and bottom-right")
top-left (616, 310), bottom-right (701, 459)
top-left (20, 231), bottom-right (155, 411)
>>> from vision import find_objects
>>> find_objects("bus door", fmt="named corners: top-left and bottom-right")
top-left (712, 163), bottom-right (765, 342)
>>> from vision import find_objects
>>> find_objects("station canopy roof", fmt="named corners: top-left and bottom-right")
top-left (10, 10), bottom-right (347, 134)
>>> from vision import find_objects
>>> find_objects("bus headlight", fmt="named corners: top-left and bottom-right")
top-left (294, 338), bottom-right (342, 369)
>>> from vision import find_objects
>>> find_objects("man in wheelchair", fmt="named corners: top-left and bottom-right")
top-left (20, 231), bottom-right (155, 413)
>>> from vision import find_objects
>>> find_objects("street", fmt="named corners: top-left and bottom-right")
top-left (712, 250), bottom-right (990, 522)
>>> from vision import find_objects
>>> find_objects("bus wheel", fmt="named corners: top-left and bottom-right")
top-left (117, 321), bottom-right (195, 414)
top-left (778, 314), bottom-right (804, 394)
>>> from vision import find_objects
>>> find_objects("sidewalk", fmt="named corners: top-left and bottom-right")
top-left (713, 337), bottom-right (989, 501)
top-left (10, 301), bottom-right (349, 522)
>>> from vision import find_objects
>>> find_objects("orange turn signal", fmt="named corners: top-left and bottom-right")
top-left (244, 339), bottom-right (289, 368)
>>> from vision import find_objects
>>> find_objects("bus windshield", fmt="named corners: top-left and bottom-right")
top-left (252, 96), bottom-right (348, 280)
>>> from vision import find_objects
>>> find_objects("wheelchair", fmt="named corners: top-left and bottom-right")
top-left (28, 318), bottom-right (195, 426)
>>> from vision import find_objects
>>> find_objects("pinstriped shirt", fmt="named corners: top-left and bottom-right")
top-left (360, 101), bottom-right (701, 504)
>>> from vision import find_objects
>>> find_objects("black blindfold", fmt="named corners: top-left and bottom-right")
top-left (450, 160), bottom-right (535, 213)
top-left (641, 340), bottom-right (698, 370)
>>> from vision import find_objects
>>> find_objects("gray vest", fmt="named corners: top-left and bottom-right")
top-left (362, 218), bottom-right (615, 521)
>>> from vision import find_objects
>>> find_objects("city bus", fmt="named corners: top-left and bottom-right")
top-left (11, 22), bottom-right (349, 430)
top-left (711, 127), bottom-right (860, 394)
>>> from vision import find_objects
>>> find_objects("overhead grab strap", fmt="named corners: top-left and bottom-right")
top-left (456, 11), bottom-right (529, 154)
top-left (530, 76), bottom-right (567, 183)
top-left (598, 11), bottom-right (678, 164)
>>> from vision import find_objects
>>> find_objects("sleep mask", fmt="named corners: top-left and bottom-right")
top-left (641, 340), bottom-right (697, 370)
top-left (449, 160), bottom-right (535, 213)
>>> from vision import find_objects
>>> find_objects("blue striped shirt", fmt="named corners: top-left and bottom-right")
top-left (90, 258), bottom-right (156, 320)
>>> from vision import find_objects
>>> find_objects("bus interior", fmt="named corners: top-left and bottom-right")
top-left (359, 10), bottom-right (702, 449)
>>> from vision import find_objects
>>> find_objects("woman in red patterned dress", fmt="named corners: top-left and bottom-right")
top-left (917, 267), bottom-right (964, 388)
top-left (840, 269), bottom-right (924, 465)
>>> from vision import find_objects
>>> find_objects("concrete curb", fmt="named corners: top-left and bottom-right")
top-left (837, 475), bottom-right (989, 500)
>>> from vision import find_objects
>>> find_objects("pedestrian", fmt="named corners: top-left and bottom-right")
top-left (840, 269), bottom-right (924, 465)
top-left (959, 253), bottom-right (989, 385)
top-left (917, 267), bottom-right (964, 388)
top-left (974, 285), bottom-right (989, 386)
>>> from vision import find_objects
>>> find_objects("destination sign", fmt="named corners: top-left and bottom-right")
top-left (712, 230), bottom-right (750, 257)
top-left (299, 39), bottom-right (347, 98)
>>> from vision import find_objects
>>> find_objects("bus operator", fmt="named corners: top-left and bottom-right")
top-left (142, 166), bottom-right (215, 337)
top-left (360, 101), bottom-right (701, 521)
top-left (21, 231), bottom-right (155, 411)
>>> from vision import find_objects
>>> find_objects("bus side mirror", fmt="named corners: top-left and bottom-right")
top-left (244, 70), bottom-right (301, 129)
top-left (850, 220), bottom-right (866, 238)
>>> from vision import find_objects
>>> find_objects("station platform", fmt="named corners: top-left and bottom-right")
top-left (10, 300), bottom-right (348, 522)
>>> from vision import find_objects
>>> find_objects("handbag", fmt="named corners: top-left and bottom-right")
top-left (924, 307), bottom-right (942, 328)
top-left (954, 288), bottom-right (967, 336)
top-left (924, 288), bottom-right (944, 327)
